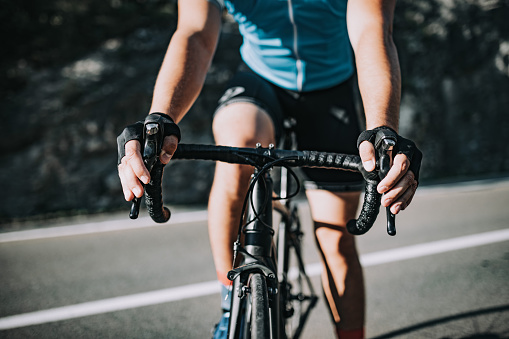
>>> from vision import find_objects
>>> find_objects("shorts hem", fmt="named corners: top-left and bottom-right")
top-left (303, 180), bottom-right (364, 192)
top-left (214, 97), bottom-right (271, 117)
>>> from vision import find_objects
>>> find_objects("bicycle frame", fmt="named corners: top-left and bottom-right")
top-left (276, 127), bottom-right (318, 338)
top-left (130, 115), bottom-right (400, 338)
top-left (227, 160), bottom-right (282, 338)
top-left (227, 134), bottom-right (318, 338)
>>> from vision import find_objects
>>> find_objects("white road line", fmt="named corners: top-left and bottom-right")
top-left (359, 228), bottom-right (509, 267)
top-left (0, 281), bottom-right (219, 331)
top-left (2, 177), bottom-right (508, 243)
top-left (1, 228), bottom-right (508, 330)
top-left (0, 210), bottom-right (208, 243)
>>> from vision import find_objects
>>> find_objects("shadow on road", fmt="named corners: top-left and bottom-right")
top-left (372, 304), bottom-right (509, 339)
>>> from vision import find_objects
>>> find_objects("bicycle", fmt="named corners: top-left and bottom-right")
top-left (127, 115), bottom-right (397, 339)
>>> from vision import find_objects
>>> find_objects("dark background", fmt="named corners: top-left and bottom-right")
top-left (1, 0), bottom-right (508, 223)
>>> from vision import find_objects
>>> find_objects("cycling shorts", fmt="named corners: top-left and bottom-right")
top-left (215, 64), bottom-right (364, 192)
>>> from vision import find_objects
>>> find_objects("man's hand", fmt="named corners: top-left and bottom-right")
top-left (359, 141), bottom-right (418, 214)
top-left (118, 135), bottom-right (178, 202)
top-left (358, 127), bottom-right (422, 215)
top-left (117, 113), bottom-right (180, 202)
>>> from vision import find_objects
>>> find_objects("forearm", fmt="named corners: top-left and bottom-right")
top-left (355, 34), bottom-right (400, 131)
top-left (150, 31), bottom-right (218, 123)
top-left (347, 0), bottom-right (400, 132)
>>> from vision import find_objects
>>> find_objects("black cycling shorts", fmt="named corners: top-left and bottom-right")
top-left (215, 64), bottom-right (364, 192)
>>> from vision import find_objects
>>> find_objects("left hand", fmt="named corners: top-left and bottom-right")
top-left (357, 126), bottom-right (422, 215)
top-left (359, 141), bottom-right (418, 214)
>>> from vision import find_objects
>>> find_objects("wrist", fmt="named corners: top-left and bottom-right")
top-left (149, 111), bottom-right (179, 124)
top-left (145, 112), bottom-right (182, 142)
top-left (370, 125), bottom-right (397, 134)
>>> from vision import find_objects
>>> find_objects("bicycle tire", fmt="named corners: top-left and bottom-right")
top-left (244, 273), bottom-right (271, 339)
top-left (277, 212), bottom-right (294, 337)
top-left (285, 226), bottom-right (303, 337)
top-left (275, 204), bottom-right (318, 339)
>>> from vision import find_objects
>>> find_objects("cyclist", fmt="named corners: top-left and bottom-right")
top-left (117, 1), bottom-right (422, 338)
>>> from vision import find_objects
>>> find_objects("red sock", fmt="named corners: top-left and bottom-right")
top-left (217, 270), bottom-right (232, 287)
top-left (336, 328), bottom-right (365, 339)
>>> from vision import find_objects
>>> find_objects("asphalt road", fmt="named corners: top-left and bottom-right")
top-left (1, 178), bottom-right (508, 338)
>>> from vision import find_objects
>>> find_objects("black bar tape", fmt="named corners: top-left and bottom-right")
top-left (173, 144), bottom-right (256, 165)
top-left (300, 151), bottom-right (360, 172)
top-left (346, 181), bottom-right (382, 235)
top-left (144, 161), bottom-right (171, 223)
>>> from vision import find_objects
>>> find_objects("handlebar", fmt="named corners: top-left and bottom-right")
top-left (170, 144), bottom-right (387, 235)
top-left (128, 115), bottom-right (170, 222)
top-left (129, 127), bottom-right (398, 235)
top-left (127, 115), bottom-right (399, 235)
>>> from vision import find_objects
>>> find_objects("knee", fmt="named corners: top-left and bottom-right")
top-left (212, 103), bottom-right (275, 147)
top-left (213, 128), bottom-right (261, 149)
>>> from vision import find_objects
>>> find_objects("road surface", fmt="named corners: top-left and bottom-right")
top-left (1, 178), bottom-right (508, 338)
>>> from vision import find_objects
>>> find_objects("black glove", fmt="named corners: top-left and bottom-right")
top-left (357, 126), bottom-right (423, 182)
top-left (117, 113), bottom-right (181, 165)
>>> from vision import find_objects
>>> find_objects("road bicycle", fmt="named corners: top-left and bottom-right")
top-left (127, 115), bottom-right (397, 339)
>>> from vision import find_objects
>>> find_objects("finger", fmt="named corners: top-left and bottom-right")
top-left (125, 140), bottom-right (150, 184)
top-left (381, 170), bottom-right (415, 206)
top-left (388, 181), bottom-right (417, 214)
top-left (358, 141), bottom-right (376, 172)
top-left (118, 166), bottom-right (134, 201)
top-left (382, 172), bottom-right (417, 207)
top-left (378, 153), bottom-right (410, 193)
top-left (160, 135), bottom-right (179, 164)
top-left (119, 161), bottom-right (144, 199)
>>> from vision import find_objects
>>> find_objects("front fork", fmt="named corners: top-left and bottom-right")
top-left (227, 146), bottom-right (282, 338)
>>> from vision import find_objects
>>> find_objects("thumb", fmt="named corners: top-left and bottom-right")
top-left (160, 135), bottom-right (179, 164)
top-left (359, 140), bottom-right (376, 172)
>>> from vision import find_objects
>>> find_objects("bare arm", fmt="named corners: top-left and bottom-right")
top-left (347, 0), bottom-right (400, 131)
top-left (118, 0), bottom-right (222, 202)
top-left (347, 0), bottom-right (418, 215)
top-left (150, 0), bottom-right (222, 123)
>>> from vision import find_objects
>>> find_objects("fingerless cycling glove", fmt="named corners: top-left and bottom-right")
top-left (357, 126), bottom-right (423, 182)
top-left (117, 113), bottom-right (181, 165)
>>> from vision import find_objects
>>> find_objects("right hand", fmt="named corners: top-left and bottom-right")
top-left (118, 135), bottom-right (178, 202)
top-left (117, 113), bottom-right (181, 202)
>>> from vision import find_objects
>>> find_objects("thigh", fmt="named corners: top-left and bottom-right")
top-left (278, 78), bottom-right (364, 191)
top-left (214, 68), bottom-right (284, 145)
top-left (213, 102), bottom-right (276, 147)
top-left (306, 190), bottom-right (360, 227)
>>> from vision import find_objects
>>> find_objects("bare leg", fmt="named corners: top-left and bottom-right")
top-left (208, 102), bottom-right (276, 285)
top-left (306, 189), bottom-right (365, 338)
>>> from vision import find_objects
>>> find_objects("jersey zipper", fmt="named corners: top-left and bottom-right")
top-left (287, 0), bottom-right (303, 92)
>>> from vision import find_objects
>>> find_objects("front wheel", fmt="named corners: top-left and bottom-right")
top-left (244, 273), bottom-right (271, 339)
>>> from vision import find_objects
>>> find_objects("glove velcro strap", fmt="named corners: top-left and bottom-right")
top-left (147, 112), bottom-right (181, 142)
top-left (357, 126), bottom-right (422, 183)
top-left (357, 126), bottom-right (397, 149)
top-left (117, 113), bottom-right (181, 165)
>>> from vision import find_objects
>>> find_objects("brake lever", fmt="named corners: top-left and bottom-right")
top-left (129, 122), bottom-right (161, 219)
top-left (376, 134), bottom-right (397, 236)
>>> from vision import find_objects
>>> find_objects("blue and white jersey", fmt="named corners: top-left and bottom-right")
top-left (209, 0), bottom-right (354, 92)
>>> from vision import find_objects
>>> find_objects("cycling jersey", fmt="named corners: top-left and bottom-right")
top-left (209, 0), bottom-right (354, 92)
